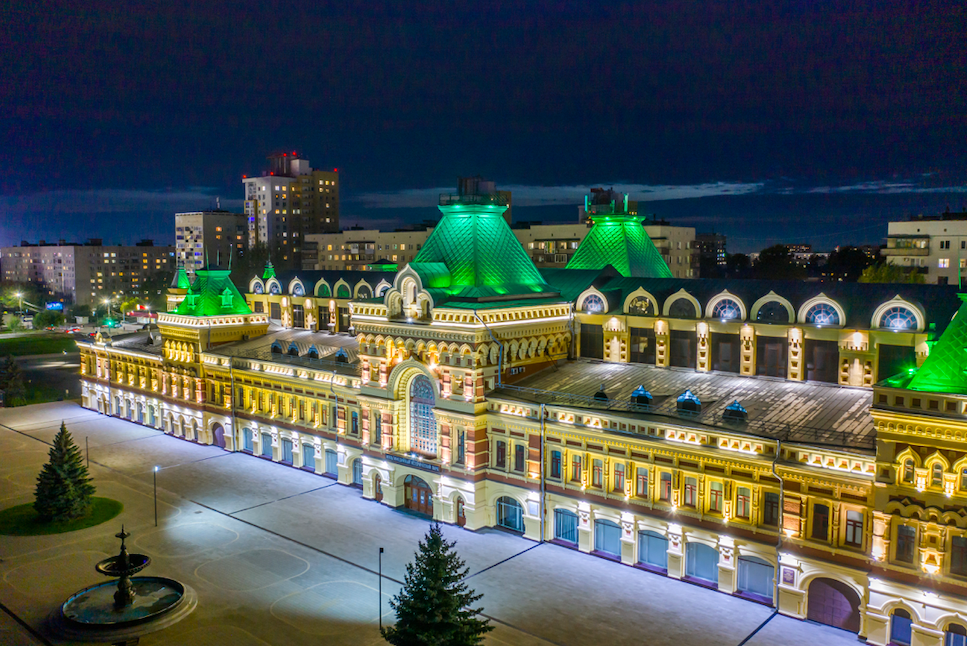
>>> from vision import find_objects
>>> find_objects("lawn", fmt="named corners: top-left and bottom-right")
top-left (0, 334), bottom-right (78, 357)
top-left (23, 379), bottom-right (74, 405)
top-left (0, 497), bottom-right (123, 536)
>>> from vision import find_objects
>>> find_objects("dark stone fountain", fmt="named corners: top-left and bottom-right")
top-left (50, 526), bottom-right (196, 645)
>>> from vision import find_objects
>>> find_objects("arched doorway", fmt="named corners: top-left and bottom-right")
top-left (455, 496), bottom-right (466, 527)
top-left (685, 542), bottom-right (719, 586)
top-left (374, 473), bottom-right (383, 502)
top-left (496, 496), bottom-right (524, 533)
top-left (212, 423), bottom-right (226, 449)
top-left (554, 509), bottom-right (578, 545)
top-left (352, 459), bottom-right (363, 487)
top-left (242, 428), bottom-right (254, 452)
top-left (325, 449), bottom-right (338, 477)
top-left (404, 475), bottom-right (433, 516)
top-left (136, 402), bottom-right (143, 424)
top-left (594, 519), bottom-right (621, 557)
top-left (737, 555), bottom-right (774, 603)
top-left (189, 419), bottom-right (198, 442)
top-left (890, 608), bottom-right (913, 646)
top-left (806, 578), bottom-right (861, 633)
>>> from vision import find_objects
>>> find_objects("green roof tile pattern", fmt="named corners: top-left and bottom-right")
top-left (412, 203), bottom-right (554, 298)
top-left (174, 267), bottom-right (253, 317)
top-left (566, 215), bottom-right (673, 278)
top-left (906, 294), bottom-right (967, 394)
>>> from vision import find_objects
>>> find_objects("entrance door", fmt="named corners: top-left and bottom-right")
top-left (670, 330), bottom-right (695, 368)
top-left (352, 459), bottom-right (363, 487)
top-left (212, 423), bottom-right (226, 449)
top-left (737, 556), bottom-right (774, 602)
top-left (242, 428), bottom-right (254, 452)
top-left (890, 609), bottom-right (913, 646)
top-left (554, 509), bottom-right (578, 544)
top-left (281, 438), bottom-right (293, 464)
top-left (374, 473), bottom-right (383, 502)
top-left (325, 449), bottom-right (338, 477)
top-left (260, 432), bottom-right (273, 458)
top-left (638, 530), bottom-right (668, 571)
top-left (456, 497), bottom-right (466, 527)
top-left (496, 496), bottom-right (524, 532)
top-left (136, 402), bottom-right (144, 424)
top-left (404, 475), bottom-right (434, 516)
top-left (806, 578), bottom-right (861, 632)
top-left (302, 443), bottom-right (315, 470)
top-left (685, 543), bottom-right (719, 585)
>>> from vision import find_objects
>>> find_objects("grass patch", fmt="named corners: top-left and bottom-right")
top-left (0, 497), bottom-right (123, 536)
top-left (22, 380), bottom-right (73, 406)
top-left (0, 334), bottom-right (78, 357)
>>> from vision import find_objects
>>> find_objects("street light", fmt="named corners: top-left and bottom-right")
top-left (153, 466), bottom-right (160, 526)
top-left (378, 547), bottom-right (384, 629)
top-left (15, 292), bottom-right (22, 314)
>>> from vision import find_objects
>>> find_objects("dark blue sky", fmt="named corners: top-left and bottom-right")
top-left (2, 1), bottom-right (964, 252)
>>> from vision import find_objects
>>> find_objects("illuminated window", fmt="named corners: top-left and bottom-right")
top-left (636, 468), bottom-right (648, 497)
top-left (409, 375), bottom-right (436, 456)
top-left (614, 464), bottom-right (625, 492)
top-left (684, 477), bottom-right (697, 506)
top-left (804, 303), bottom-right (840, 326)
top-left (583, 294), bottom-right (604, 313)
top-left (737, 487), bottom-right (751, 519)
top-left (880, 306), bottom-right (917, 330)
top-left (712, 298), bottom-right (741, 320)
top-left (845, 510), bottom-right (863, 546)
top-left (709, 482), bottom-right (723, 512)
top-left (933, 463), bottom-right (944, 487)
top-left (939, 258), bottom-right (950, 268)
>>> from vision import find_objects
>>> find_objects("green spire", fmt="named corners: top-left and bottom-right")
top-left (906, 294), bottom-right (967, 394)
top-left (566, 214), bottom-right (673, 278)
top-left (174, 267), bottom-right (252, 317)
top-left (262, 261), bottom-right (276, 281)
top-left (411, 201), bottom-right (553, 298)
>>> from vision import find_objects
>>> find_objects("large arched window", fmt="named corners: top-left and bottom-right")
top-left (583, 294), bottom-right (604, 313)
top-left (316, 283), bottom-right (331, 297)
top-left (409, 374), bottom-right (437, 456)
top-left (627, 296), bottom-right (654, 316)
top-left (356, 285), bottom-right (373, 299)
top-left (337, 284), bottom-right (351, 298)
top-left (268, 281), bottom-right (281, 295)
top-left (668, 297), bottom-right (698, 319)
top-left (756, 301), bottom-right (790, 323)
top-left (254, 282), bottom-right (264, 294)
top-left (712, 298), bottom-right (741, 320)
top-left (880, 306), bottom-right (917, 331)
top-left (292, 282), bottom-right (305, 296)
top-left (805, 303), bottom-right (840, 326)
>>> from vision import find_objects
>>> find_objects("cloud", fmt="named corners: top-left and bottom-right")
top-left (806, 180), bottom-right (967, 195)
top-left (0, 188), bottom-right (242, 214)
top-left (354, 181), bottom-right (765, 209)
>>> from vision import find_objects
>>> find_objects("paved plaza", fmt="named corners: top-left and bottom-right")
top-left (0, 402), bottom-right (864, 645)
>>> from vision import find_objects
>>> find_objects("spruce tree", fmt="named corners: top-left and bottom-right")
top-left (382, 522), bottom-right (492, 646)
top-left (34, 422), bottom-right (96, 521)
top-left (1, 356), bottom-right (26, 406)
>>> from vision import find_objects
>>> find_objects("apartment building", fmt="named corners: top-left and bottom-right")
top-left (882, 212), bottom-right (967, 285)
top-left (175, 210), bottom-right (247, 276)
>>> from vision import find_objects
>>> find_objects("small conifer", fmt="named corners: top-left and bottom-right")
top-left (382, 522), bottom-right (492, 646)
top-left (34, 422), bottom-right (95, 521)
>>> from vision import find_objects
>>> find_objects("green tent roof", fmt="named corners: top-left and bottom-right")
top-left (262, 261), bottom-right (277, 281)
top-left (566, 215), bottom-right (673, 278)
top-left (905, 294), bottom-right (967, 394)
top-left (169, 264), bottom-right (190, 290)
top-left (174, 267), bottom-right (252, 317)
top-left (411, 203), bottom-right (554, 299)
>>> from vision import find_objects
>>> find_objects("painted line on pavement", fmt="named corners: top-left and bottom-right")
top-left (462, 542), bottom-right (542, 580)
top-left (228, 483), bottom-right (338, 515)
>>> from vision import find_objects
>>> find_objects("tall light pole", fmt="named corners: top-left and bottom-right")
top-left (153, 466), bottom-right (160, 526)
top-left (15, 292), bottom-right (22, 314)
top-left (378, 547), bottom-right (384, 629)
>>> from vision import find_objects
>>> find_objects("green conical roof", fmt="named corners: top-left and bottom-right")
top-left (170, 263), bottom-right (190, 290)
top-left (174, 267), bottom-right (252, 317)
top-left (566, 215), bottom-right (673, 278)
top-left (906, 295), bottom-right (967, 393)
top-left (411, 203), bottom-right (553, 298)
top-left (262, 261), bottom-right (276, 281)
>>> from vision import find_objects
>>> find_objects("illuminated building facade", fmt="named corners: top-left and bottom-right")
top-left (77, 189), bottom-right (967, 645)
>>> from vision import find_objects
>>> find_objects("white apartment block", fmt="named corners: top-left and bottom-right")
top-left (882, 213), bottom-right (967, 285)
top-left (304, 221), bottom-right (697, 277)
top-left (0, 241), bottom-right (174, 306)
top-left (175, 211), bottom-right (247, 276)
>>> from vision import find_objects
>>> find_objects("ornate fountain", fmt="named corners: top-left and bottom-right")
top-left (51, 526), bottom-right (196, 645)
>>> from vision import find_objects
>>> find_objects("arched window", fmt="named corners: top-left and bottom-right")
top-left (712, 298), bottom-right (741, 320)
top-left (946, 623), bottom-right (967, 646)
top-left (554, 509), bottom-right (578, 544)
top-left (337, 284), bottom-right (351, 298)
top-left (356, 285), bottom-right (372, 299)
top-left (270, 342), bottom-right (283, 354)
top-left (668, 297), bottom-right (697, 319)
top-left (352, 458), bottom-right (363, 486)
top-left (583, 294), bottom-right (604, 313)
top-left (805, 303), bottom-right (840, 326)
top-left (903, 459), bottom-right (915, 483)
top-left (756, 301), bottom-right (790, 323)
top-left (627, 296), bottom-right (654, 316)
top-left (496, 496), bottom-right (524, 532)
top-left (269, 282), bottom-right (281, 295)
top-left (292, 282), bottom-right (305, 296)
top-left (254, 282), bottom-right (264, 294)
top-left (409, 374), bottom-right (437, 456)
top-left (317, 283), bottom-right (331, 297)
top-left (377, 284), bottom-right (389, 296)
top-left (880, 306), bottom-right (917, 330)
top-left (891, 608), bottom-right (912, 646)
top-left (287, 343), bottom-right (299, 356)
top-left (933, 463), bottom-right (944, 487)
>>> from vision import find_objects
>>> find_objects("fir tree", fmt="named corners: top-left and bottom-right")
top-left (34, 422), bottom-right (96, 521)
top-left (382, 522), bottom-right (492, 646)
top-left (0, 355), bottom-right (25, 406)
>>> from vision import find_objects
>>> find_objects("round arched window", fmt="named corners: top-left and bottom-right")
top-left (668, 297), bottom-right (697, 319)
top-left (712, 298), bottom-right (741, 320)
top-left (268, 282), bottom-right (281, 295)
top-left (292, 283), bottom-right (305, 297)
top-left (880, 306), bottom-right (917, 330)
top-left (583, 294), bottom-right (605, 313)
top-left (337, 284), bottom-right (351, 298)
top-left (627, 296), bottom-right (654, 316)
top-left (253, 282), bottom-right (264, 294)
top-left (316, 284), bottom-right (331, 297)
top-left (356, 285), bottom-right (372, 299)
top-left (409, 375), bottom-right (437, 456)
top-left (756, 301), bottom-right (790, 323)
top-left (805, 303), bottom-right (840, 326)
top-left (377, 284), bottom-right (389, 296)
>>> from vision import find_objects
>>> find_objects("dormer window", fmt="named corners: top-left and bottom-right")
top-left (220, 288), bottom-right (234, 309)
top-left (185, 294), bottom-right (199, 307)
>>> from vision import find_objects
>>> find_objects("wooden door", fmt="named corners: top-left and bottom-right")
top-left (807, 578), bottom-right (860, 633)
top-left (456, 497), bottom-right (466, 527)
top-left (404, 477), bottom-right (433, 516)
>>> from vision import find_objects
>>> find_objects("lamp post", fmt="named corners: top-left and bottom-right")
top-left (378, 547), bottom-right (384, 629)
top-left (153, 466), bottom-right (159, 526)
top-left (15, 292), bottom-right (22, 314)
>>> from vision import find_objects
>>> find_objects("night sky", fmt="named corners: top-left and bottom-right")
top-left (2, 1), bottom-right (965, 252)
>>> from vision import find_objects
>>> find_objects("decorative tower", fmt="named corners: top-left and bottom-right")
top-left (166, 263), bottom-right (191, 312)
top-left (566, 188), bottom-right (673, 278)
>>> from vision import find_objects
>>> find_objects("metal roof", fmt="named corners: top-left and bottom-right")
top-left (493, 360), bottom-right (875, 451)
top-left (565, 215), bottom-right (673, 278)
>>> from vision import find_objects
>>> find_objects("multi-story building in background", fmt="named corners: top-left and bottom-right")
top-left (695, 232), bottom-right (727, 276)
top-left (175, 210), bottom-right (247, 276)
top-left (882, 212), bottom-right (967, 285)
top-left (243, 152), bottom-right (339, 268)
top-left (0, 239), bottom-right (174, 306)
